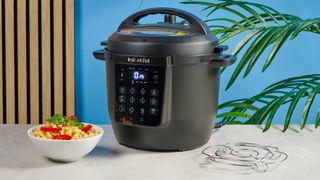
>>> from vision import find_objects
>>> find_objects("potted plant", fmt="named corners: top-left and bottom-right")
top-left (182, 0), bottom-right (320, 131)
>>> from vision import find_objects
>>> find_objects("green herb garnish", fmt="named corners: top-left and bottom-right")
top-left (46, 114), bottom-right (84, 129)
top-left (46, 114), bottom-right (67, 124)
top-left (67, 119), bottom-right (84, 129)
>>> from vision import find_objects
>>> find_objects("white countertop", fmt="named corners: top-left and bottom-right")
top-left (1, 125), bottom-right (319, 180)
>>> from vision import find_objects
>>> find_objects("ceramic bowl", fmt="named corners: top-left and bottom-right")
top-left (27, 124), bottom-right (104, 162)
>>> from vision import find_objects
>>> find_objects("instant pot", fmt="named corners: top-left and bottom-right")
top-left (93, 8), bottom-right (236, 151)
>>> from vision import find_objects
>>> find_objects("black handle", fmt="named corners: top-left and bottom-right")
top-left (93, 49), bottom-right (105, 61)
top-left (118, 7), bottom-right (211, 34)
top-left (210, 54), bottom-right (236, 68)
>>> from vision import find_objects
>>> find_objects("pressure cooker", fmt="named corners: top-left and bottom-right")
top-left (93, 7), bottom-right (236, 151)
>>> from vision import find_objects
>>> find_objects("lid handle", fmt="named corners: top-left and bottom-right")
top-left (118, 7), bottom-right (211, 34)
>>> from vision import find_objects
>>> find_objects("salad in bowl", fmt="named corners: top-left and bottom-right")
top-left (28, 114), bottom-right (103, 162)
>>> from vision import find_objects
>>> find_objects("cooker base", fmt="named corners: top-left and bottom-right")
top-left (118, 141), bottom-right (209, 151)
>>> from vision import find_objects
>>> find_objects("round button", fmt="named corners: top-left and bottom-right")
top-left (129, 96), bottom-right (135, 103)
top-left (150, 89), bottom-right (159, 97)
top-left (140, 97), bottom-right (146, 104)
top-left (129, 107), bottom-right (134, 114)
top-left (119, 86), bottom-right (126, 94)
top-left (118, 96), bottom-right (126, 103)
top-left (119, 105), bottom-right (125, 112)
top-left (130, 87), bottom-right (135, 94)
top-left (140, 88), bottom-right (146, 95)
top-left (149, 107), bottom-right (158, 115)
top-left (153, 74), bottom-right (159, 80)
top-left (150, 98), bottom-right (158, 106)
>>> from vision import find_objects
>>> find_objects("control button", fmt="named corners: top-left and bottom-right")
top-left (140, 88), bottom-right (146, 95)
top-left (129, 107), bottom-right (134, 114)
top-left (153, 74), bottom-right (159, 80)
top-left (140, 97), bottom-right (146, 104)
top-left (154, 70), bottom-right (158, 74)
top-left (120, 72), bottom-right (124, 78)
top-left (119, 86), bottom-right (126, 94)
top-left (150, 98), bottom-right (158, 106)
top-left (130, 87), bottom-right (135, 94)
top-left (140, 108), bottom-right (145, 114)
top-left (150, 89), bottom-right (159, 97)
top-left (119, 105), bottom-right (125, 112)
top-left (129, 96), bottom-right (135, 103)
top-left (139, 117), bottom-right (144, 123)
top-left (118, 95), bottom-right (126, 103)
top-left (149, 107), bottom-right (158, 115)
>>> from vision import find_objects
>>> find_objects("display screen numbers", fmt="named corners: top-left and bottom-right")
top-left (130, 71), bottom-right (147, 81)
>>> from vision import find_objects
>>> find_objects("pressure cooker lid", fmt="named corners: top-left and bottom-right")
top-left (118, 28), bottom-right (197, 37)
top-left (102, 8), bottom-right (219, 56)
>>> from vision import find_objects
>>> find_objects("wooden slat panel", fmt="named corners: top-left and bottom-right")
top-left (5, 0), bottom-right (15, 124)
top-left (29, 0), bottom-right (39, 124)
top-left (65, 0), bottom-right (75, 116)
top-left (54, 0), bottom-right (63, 114)
top-left (17, 0), bottom-right (27, 124)
top-left (0, 0), bottom-right (3, 123)
top-left (41, 0), bottom-right (51, 120)
top-left (1, 0), bottom-right (75, 124)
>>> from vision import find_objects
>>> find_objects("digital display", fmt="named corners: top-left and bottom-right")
top-left (130, 71), bottom-right (147, 81)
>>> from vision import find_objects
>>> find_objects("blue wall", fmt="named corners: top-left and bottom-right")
top-left (75, 0), bottom-right (320, 124)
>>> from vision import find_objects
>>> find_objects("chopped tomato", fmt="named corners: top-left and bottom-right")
top-left (52, 134), bottom-right (72, 140)
top-left (40, 127), bottom-right (62, 132)
top-left (67, 115), bottom-right (77, 120)
top-left (82, 124), bottom-right (93, 133)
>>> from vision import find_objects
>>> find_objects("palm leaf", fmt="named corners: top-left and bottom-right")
top-left (205, 18), bottom-right (245, 28)
top-left (218, 0), bottom-right (289, 23)
top-left (301, 85), bottom-right (320, 129)
top-left (225, 27), bottom-right (270, 90)
top-left (316, 108), bottom-right (320, 128)
top-left (182, 0), bottom-right (320, 89)
top-left (261, 22), bottom-right (299, 72)
top-left (181, 1), bottom-right (256, 27)
top-left (217, 111), bottom-right (252, 119)
top-left (283, 87), bottom-right (309, 132)
top-left (217, 74), bottom-right (320, 131)
top-left (291, 19), bottom-right (320, 39)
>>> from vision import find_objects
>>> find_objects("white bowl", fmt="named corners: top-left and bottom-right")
top-left (28, 124), bottom-right (104, 162)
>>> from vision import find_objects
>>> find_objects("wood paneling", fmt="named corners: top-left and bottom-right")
top-left (53, 0), bottom-right (63, 115)
top-left (17, 0), bottom-right (27, 124)
top-left (29, 0), bottom-right (39, 124)
top-left (41, 0), bottom-right (51, 120)
top-left (1, 0), bottom-right (75, 124)
top-left (65, 0), bottom-right (75, 116)
top-left (5, 0), bottom-right (15, 124)
top-left (0, 0), bottom-right (3, 123)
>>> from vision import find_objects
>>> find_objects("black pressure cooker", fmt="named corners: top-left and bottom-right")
top-left (93, 8), bottom-right (236, 151)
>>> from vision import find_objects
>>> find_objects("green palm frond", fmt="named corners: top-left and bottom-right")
top-left (181, 0), bottom-right (320, 90)
top-left (217, 74), bottom-right (320, 132)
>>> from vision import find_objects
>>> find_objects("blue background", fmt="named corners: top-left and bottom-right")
top-left (75, 0), bottom-right (320, 124)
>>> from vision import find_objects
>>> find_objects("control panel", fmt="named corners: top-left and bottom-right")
top-left (115, 63), bottom-right (165, 126)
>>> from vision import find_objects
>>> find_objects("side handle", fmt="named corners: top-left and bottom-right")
top-left (93, 49), bottom-right (105, 61)
top-left (210, 54), bottom-right (236, 68)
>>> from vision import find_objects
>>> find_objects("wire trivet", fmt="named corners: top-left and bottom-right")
top-left (196, 142), bottom-right (288, 174)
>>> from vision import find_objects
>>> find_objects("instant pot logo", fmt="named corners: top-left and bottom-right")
top-left (127, 57), bottom-right (150, 64)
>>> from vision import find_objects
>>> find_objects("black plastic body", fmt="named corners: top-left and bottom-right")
top-left (105, 53), bottom-right (221, 150)
top-left (114, 57), bottom-right (166, 127)
top-left (93, 8), bottom-right (236, 151)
